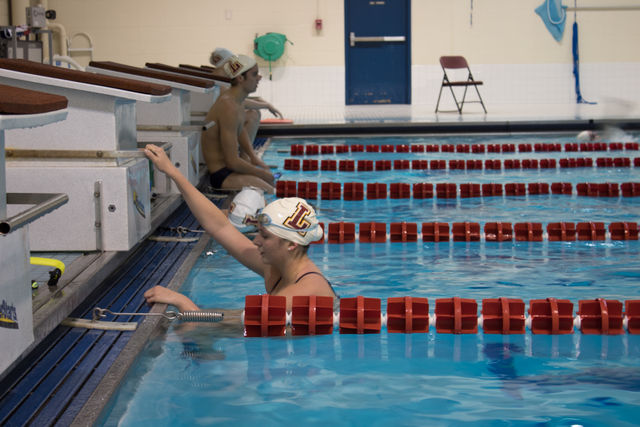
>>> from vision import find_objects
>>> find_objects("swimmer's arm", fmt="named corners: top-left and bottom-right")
top-left (237, 126), bottom-right (269, 170)
top-left (144, 286), bottom-right (200, 312)
top-left (218, 107), bottom-right (273, 182)
top-left (243, 98), bottom-right (282, 118)
top-left (144, 144), bottom-right (266, 275)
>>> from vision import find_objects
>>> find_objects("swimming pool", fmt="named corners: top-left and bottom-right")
top-left (100, 134), bottom-right (640, 426)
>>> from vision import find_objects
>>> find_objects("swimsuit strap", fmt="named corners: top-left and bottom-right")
top-left (294, 271), bottom-right (325, 283)
top-left (270, 271), bottom-right (336, 295)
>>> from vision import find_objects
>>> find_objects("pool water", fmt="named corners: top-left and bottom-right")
top-left (101, 134), bottom-right (640, 426)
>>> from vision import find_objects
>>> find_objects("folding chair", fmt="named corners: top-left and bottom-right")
top-left (435, 56), bottom-right (487, 114)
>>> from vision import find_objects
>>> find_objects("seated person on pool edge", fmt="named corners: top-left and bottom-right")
top-left (143, 144), bottom-right (336, 313)
top-left (201, 53), bottom-right (274, 193)
top-left (210, 47), bottom-right (283, 147)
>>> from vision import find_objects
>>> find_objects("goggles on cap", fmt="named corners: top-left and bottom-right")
top-left (245, 210), bottom-right (318, 234)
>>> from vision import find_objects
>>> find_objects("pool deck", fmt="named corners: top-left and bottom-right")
top-left (3, 103), bottom-right (640, 426)
top-left (259, 102), bottom-right (640, 136)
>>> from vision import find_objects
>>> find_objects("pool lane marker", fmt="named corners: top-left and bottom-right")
top-left (303, 221), bottom-right (639, 244)
top-left (288, 142), bottom-right (640, 156)
top-left (242, 296), bottom-right (639, 337)
top-left (277, 180), bottom-right (640, 199)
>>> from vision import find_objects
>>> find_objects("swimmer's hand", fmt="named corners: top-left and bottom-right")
top-left (143, 144), bottom-right (177, 175)
top-left (267, 103), bottom-right (283, 119)
top-left (144, 285), bottom-right (200, 312)
top-left (252, 156), bottom-right (270, 170)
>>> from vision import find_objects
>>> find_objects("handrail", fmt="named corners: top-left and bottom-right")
top-left (5, 142), bottom-right (172, 159)
top-left (566, 6), bottom-right (640, 11)
top-left (1, 193), bottom-right (68, 235)
top-left (137, 121), bottom-right (215, 132)
top-left (5, 148), bottom-right (148, 159)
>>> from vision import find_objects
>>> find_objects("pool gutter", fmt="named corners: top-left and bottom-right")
top-left (257, 118), bottom-right (640, 137)
top-left (70, 233), bottom-right (212, 427)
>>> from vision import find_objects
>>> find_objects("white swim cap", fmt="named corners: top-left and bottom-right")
top-left (223, 54), bottom-right (257, 79)
top-left (576, 130), bottom-right (597, 142)
top-left (258, 198), bottom-right (323, 246)
top-left (210, 47), bottom-right (235, 68)
top-left (228, 187), bottom-right (265, 232)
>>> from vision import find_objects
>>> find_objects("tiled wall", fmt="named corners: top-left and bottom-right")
top-left (255, 62), bottom-right (640, 109)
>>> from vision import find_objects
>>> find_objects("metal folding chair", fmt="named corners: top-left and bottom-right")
top-left (435, 56), bottom-right (487, 114)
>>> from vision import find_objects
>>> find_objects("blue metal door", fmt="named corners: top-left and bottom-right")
top-left (345, 0), bottom-right (411, 105)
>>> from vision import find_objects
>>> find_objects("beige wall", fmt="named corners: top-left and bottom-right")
top-left (412, 0), bottom-right (640, 65)
top-left (0, 0), bottom-right (632, 68)
top-left (0, 0), bottom-right (9, 26)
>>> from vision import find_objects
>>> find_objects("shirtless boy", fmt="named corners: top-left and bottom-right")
top-left (201, 54), bottom-right (275, 193)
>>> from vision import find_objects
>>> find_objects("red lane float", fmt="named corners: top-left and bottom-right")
top-left (291, 295), bottom-right (334, 336)
top-left (297, 181), bottom-right (317, 199)
top-left (390, 222), bottom-right (418, 242)
top-left (481, 298), bottom-right (525, 334)
top-left (321, 182), bottom-right (341, 200)
top-left (321, 145), bottom-right (334, 154)
top-left (547, 222), bottom-right (576, 241)
top-left (390, 183), bottom-right (411, 199)
top-left (422, 222), bottom-right (450, 242)
top-left (484, 222), bottom-right (513, 242)
top-left (289, 142), bottom-right (639, 156)
top-left (460, 183), bottom-right (481, 198)
top-left (626, 300), bottom-right (640, 334)
top-left (551, 182), bottom-right (572, 194)
top-left (321, 159), bottom-right (337, 171)
top-left (367, 183), bottom-right (387, 199)
top-left (578, 299), bottom-right (624, 335)
top-left (277, 180), bottom-right (640, 200)
top-left (452, 222), bottom-right (481, 241)
top-left (339, 296), bottom-right (382, 334)
top-left (609, 222), bottom-right (639, 240)
top-left (344, 182), bottom-right (364, 200)
top-left (577, 222), bottom-right (606, 241)
top-left (529, 298), bottom-right (574, 334)
top-left (359, 222), bottom-right (386, 243)
top-left (243, 296), bottom-right (640, 336)
top-left (357, 160), bottom-right (373, 171)
top-left (387, 297), bottom-right (430, 333)
top-left (244, 295), bottom-right (287, 337)
top-left (514, 223), bottom-right (544, 241)
top-left (413, 183), bottom-right (434, 199)
top-left (328, 222), bottom-right (356, 244)
top-left (435, 297), bottom-right (478, 334)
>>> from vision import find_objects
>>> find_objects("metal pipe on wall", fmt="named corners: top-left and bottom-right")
top-left (566, 6), bottom-right (640, 11)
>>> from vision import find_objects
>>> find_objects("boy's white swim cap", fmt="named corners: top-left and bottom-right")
top-left (228, 187), bottom-right (265, 232)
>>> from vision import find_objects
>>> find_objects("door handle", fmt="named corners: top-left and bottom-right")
top-left (349, 32), bottom-right (405, 47)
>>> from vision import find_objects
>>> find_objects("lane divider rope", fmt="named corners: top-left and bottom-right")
top-left (282, 157), bottom-right (640, 171)
top-left (286, 142), bottom-right (640, 156)
top-left (243, 296), bottom-right (640, 337)
top-left (276, 181), bottom-right (640, 199)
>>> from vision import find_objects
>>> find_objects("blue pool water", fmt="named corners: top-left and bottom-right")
top-left (101, 134), bottom-right (640, 426)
